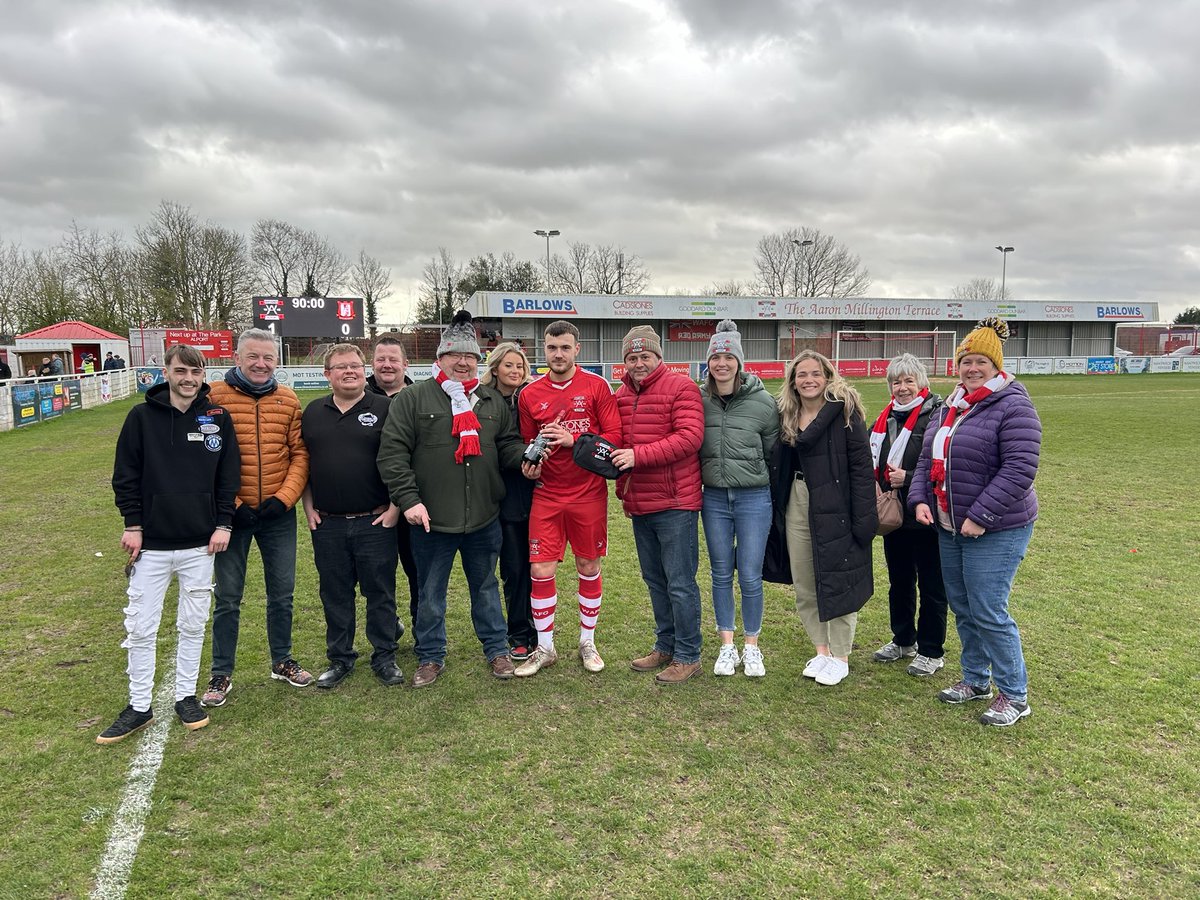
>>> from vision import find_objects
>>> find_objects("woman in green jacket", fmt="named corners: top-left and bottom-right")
top-left (700, 321), bottom-right (780, 677)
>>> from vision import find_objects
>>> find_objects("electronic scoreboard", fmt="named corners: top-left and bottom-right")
top-left (253, 296), bottom-right (365, 338)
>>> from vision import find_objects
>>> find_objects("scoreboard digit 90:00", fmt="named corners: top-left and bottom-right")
top-left (253, 296), bottom-right (365, 338)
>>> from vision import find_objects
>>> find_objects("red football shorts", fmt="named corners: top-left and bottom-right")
top-left (528, 497), bottom-right (608, 563)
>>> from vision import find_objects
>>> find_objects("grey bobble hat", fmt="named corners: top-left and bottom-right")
top-left (437, 309), bottom-right (482, 358)
top-left (706, 319), bottom-right (744, 368)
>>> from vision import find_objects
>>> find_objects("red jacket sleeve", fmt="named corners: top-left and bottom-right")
top-left (635, 377), bottom-right (704, 468)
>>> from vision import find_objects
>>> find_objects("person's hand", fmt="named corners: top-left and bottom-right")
top-left (233, 504), bottom-right (257, 529)
top-left (374, 505), bottom-right (401, 529)
top-left (121, 528), bottom-right (143, 561)
top-left (961, 518), bottom-right (986, 539)
top-left (540, 422), bottom-right (575, 449)
top-left (521, 461), bottom-right (543, 480)
top-left (304, 505), bottom-right (322, 531)
top-left (257, 497), bottom-right (288, 520)
top-left (888, 467), bottom-right (906, 488)
top-left (208, 528), bottom-right (231, 554)
top-left (914, 503), bottom-right (934, 526)
top-left (611, 448), bottom-right (636, 471)
top-left (405, 503), bottom-right (431, 532)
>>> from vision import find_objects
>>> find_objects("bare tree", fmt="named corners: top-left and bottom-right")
top-left (0, 238), bottom-right (29, 337)
top-left (349, 249), bottom-right (393, 338)
top-left (550, 241), bottom-right (651, 293)
top-left (18, 248), bottom-right (78, 330)
top-left (61, 222), bottom-right (153, 333)
top-left (251, 219), bottom-right (303, 297)
top-left (951, 277), bottom-right (1009, 301)
top-left (137, 200), bottom-right (252, 328)
top-left (297, 229), bottom-right (348, 298)
top-left (551, 241), bottom-right (592, 293)
top-left (700, 279), bottom-right (752, 297)
top-left (415, 248), bottom-right (464, 323)
top-left (754, 227), bottom-right (870, 298)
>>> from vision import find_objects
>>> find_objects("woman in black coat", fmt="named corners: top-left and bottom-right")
top-left (481, 342), bottom-right (536, 660)
top-left (767, 350), bottom-right (876, 686)
top-left (868, 353), bottom-right (948, 677)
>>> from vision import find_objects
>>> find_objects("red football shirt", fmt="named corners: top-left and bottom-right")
top-left (518, 368), bottom-right (622, 503)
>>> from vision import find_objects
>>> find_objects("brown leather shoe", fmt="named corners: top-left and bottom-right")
top-left (655, 661), bottom-right (701, 684)
top-left (490, 654), bottom-right (515, 679)
top-left (412, 662), bottom-right (444, 688)
top-left (630, 649), bottom-right (672, 672)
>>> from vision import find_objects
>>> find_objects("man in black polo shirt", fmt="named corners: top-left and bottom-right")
top-left (301, 344), bottom-right (404, 688)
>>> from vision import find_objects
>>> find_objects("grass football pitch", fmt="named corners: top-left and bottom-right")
top-left (1, 374), bottom-right (1197, 898)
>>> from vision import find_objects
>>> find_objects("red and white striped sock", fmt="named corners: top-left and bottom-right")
top-left (531, 575), bottom-right (557, 651)
top-left (578, 571), bottom-right (602, 644)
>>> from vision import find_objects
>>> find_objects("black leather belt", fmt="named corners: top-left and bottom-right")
top-left (319, 506), bottom-right (387, 519)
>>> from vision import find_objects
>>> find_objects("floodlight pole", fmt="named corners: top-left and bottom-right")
top-left (995, 245), bottom-right (1014, 298)
top-left (534, 229), bottom-right (560, 290)
top-left (790, 239), bottom-right (814, 355)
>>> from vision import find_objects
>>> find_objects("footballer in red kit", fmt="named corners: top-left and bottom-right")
top-left (515, 321), bottom-right (622, 677)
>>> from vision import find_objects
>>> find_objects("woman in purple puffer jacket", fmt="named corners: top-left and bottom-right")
top-left (910, 318), bottom-right (1040, 728)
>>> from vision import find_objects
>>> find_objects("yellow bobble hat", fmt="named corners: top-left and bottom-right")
top-left (955, 316), bottom-right (1010, 370)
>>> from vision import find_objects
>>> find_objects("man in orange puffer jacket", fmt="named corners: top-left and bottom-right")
top-left (201, 328), bottom-right (313, 707)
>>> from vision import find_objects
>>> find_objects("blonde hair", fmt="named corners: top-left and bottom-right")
top-left (481, 342), bottom-right (533, 387)
top-left (777, 350), bottom-right (866, 444)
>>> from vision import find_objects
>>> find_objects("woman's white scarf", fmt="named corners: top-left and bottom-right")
top-left (869, 388), bottom-right (929, 481)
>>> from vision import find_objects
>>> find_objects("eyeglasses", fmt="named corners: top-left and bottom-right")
top-left (441, 352), bottom-right (475, 362)
top-left (328, 363), bottom-right (365, 372)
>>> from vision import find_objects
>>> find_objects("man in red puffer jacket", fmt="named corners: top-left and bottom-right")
top-left (612, 325), bottom-right (705, 684)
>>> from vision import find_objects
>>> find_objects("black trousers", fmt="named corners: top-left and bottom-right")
top-left (310, 516), bottom-right (398, 671)
top-left (499, 516), bottom-right (535, 648)
top-left (396, 519), bottom-right (420, 625)
top-left (882, 525), bottom-right (948, 658)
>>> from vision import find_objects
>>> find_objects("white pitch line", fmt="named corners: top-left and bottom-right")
top-left (90, 657), bottom-right (177, 900)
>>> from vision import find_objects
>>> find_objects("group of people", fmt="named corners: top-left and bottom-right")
top-left (97, 313), bottom-right (1042, 744)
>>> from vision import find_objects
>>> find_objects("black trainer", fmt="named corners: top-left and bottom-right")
top-left (96, 705), bottom-right (154, 745)
top-left (174, 696), bottom-right (210, 731)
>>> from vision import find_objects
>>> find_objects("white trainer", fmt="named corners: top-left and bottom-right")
top-left (514, 645), bottom-right (558, 677)
top-left (579, 641), bottom-right (605, 673)
top-left (815, 657), bottom-right (850, 686)
top-left (742, 645), bottom-right (765, 677)
top-left (713, 644), bottom-right (739, 676)
top-left (802, 654), bottom-right (830, 679)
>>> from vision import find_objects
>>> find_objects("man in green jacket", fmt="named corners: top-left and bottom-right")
top-left (377, 311), bottom-right (525, 687)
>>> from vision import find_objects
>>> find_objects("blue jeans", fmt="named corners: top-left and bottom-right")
top-left (632, 509), bottom-right (702, 664)
top-left (411, 519), bottom-right (509, 666)
top-left (938, 523), bottom-right (1033, 701)
top-left (701, 485), bottom-right (772, 637)
top-left (211, 511), bottom-right (299, 675)
top-left (310, 516), bottom-right (398, 671)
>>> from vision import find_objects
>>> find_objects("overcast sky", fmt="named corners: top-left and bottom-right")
top-left (1, 0), bottom-right (1196, 322)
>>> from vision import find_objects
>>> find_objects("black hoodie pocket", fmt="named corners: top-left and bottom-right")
top-left (145, 493), bottom-right (216, 542)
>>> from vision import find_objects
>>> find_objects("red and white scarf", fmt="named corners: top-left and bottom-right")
top-left (435, 367), bottom-right (482, 464)
top-left (929, 371), bottom-right (1014, 511)
top-left (869, 388), bottom-right (929, 482)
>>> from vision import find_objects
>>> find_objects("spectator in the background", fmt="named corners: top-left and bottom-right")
top-left (0, 357), bottom-right (11, 381)
top-left (103, 352), bottom-right (120, 371)
top-left (50, 354), bottom-right (64, 375)
top-left (82, 354), bottom-right (96, 375)
top-left (39, 357), bottom-right (54, 377)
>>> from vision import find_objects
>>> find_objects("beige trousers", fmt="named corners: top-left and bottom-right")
top-left (785, 479), bottom-right (857, 657)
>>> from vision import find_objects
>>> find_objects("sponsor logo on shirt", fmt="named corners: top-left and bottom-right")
top-left (204, 435), bottom-right (223, 452)
top-left (187, 432), bottom-right (204, 441)
top-left (358, 412), bottom-right (379, 427)
top-left (199, 423), bottom-right (220, 434)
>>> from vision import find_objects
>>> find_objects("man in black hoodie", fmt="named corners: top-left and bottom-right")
top-left (97, 344), bottom-right (241, 745)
